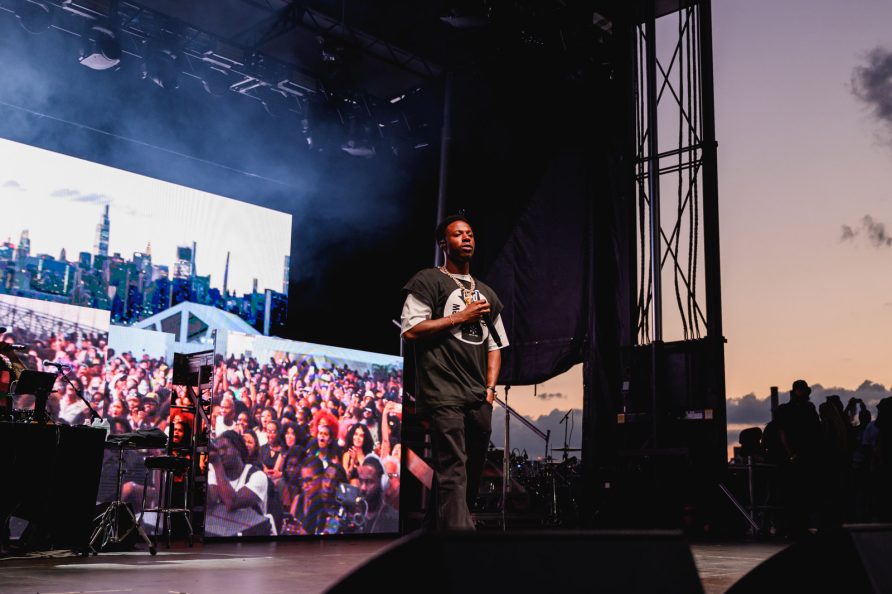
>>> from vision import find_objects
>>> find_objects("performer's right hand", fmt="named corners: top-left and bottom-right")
top-left (459, 299), bottom-right (490, 323)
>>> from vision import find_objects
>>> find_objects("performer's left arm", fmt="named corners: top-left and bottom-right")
top-left (485, 349), bottom-right (501, 405)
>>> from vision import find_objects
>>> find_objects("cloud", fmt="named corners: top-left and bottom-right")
top-left (50, 188), bottom-right (79, 197)
top-left (852, 47), bottom-right (892, 131)
top-left (726, 393), bottom-right (769, 425)
top-left (840, 215), bottom-right (892, 247)
top-left (3, 180), bottom-right (22, 189)
top-left (534, 391), bottom-right (565, 400)
top-left (72, 193), bottom-right (109, 204)
top-left (728, 380), bottom-right (892, 427)
top-left (490, 408), bottom-right (583, 459)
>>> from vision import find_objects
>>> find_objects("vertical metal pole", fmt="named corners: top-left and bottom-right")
top-left (698, 0), bottom-right (723, 340)
top-left (697, 0), bottom-right (727, 468)
top-left (645, 7), bottom-right (662, 343)
top-left (645, 2), bottom-right (662, 447)
top-left (746, 455), bottom-right (756, 535)
top-left (434, 72), bottom-right (453, 267)
top-left (501, 385), bottom-right (510, 531)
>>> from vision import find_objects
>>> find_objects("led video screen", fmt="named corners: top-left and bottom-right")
top-left (204, 333), bottom-right (403, 536)
top-left (0, 137), bottom-right (292, 336)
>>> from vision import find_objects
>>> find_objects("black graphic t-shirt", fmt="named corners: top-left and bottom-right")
top-left (402, 268), bottom-right (504, 410)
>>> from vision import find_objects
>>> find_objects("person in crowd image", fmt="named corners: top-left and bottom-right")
top-left (357, 455), bottom-right (399, 533)
top-left (261, 418), bottom-right (284, 481)
top-left (242, 429), bottom-right (262, 467)
top-left (170, 419), bottom-right (192, 449)
top-left (284, 457), bottom-right (329, 535)
top-left (321, 463), bottom-right (348, 509)
top-left (382, 455), bottom-right (401, 510)
top-left (215, 394), bottom-right (237, 435)
top-left (206, 430), bottom-right (270, 536)
top-left (308, 410), bottom-right (340, 467)
top-left (235, 411), bottom-right (253, 435)
top-left (57, 377), bottom-right (88, 426)
top-left (256, 407), bottom-right (275, 446)
top-left (401, 214), bottom-right (509, 531)
top-left (342, 423), bottom-right (374, 480)
top-left (278, 447), bottom-right (307, 513)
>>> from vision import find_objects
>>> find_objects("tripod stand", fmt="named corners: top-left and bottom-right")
top-left (89, 443), bottom-right (156, 555)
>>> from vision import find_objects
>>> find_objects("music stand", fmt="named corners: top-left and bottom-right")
top-left (11, 370), bottom-right (57, 424)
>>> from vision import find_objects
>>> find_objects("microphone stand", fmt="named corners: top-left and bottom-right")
top-left (501, 384), bottom-right (510, 532)
top-left (57, 369), bottom-right (103, 423)
top-left (558, 409), bottom-right (572, 461)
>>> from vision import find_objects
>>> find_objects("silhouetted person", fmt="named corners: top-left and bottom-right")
top-left (775, 379), bottom-right (821, 538)
top-left (735, 427), bottom-right (765, 463)
top-left (818, 394), bottom-right (849, 531)
top-left (872, 397), bottom-right (892, 521)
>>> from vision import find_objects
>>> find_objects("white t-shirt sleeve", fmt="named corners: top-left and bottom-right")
top-left (486, 314), bottom-right (509, 351)
top-left (400, 293), bottom-right (432, 335)
top-left (243, 466), bottom-right (269, 508)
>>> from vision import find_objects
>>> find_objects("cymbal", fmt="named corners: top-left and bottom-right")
top-left (552, 447), bottom-right (581, 452)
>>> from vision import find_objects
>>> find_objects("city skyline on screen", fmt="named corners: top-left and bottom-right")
top-left (1, 137), bottom-right (291, 331)
top-left (1, 138), bottom-right (291, 298)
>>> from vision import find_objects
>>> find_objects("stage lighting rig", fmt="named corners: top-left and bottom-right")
top-left (440, 0), bottom-right (492, 29)
top-left (78, 24), bottom-right (121, 70)
top-left (260, 89), bottom-right (289, 117)
top-left (340, 113), bottom-right (378, 159)
top-left (200, 66), bottom-right (231, 97)
top-left (16, 0), bottom-right (52, 34)
top-left (142, 44), bottom-right (180, 90)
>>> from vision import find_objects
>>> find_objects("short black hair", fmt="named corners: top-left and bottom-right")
top-left (217, 429), bottom-right (248, 462)
top-left (435, 214), bottom-right (472, 243)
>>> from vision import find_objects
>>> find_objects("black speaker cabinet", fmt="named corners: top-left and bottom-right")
top-left (729, 525), bottom-right (892, 593)
top-left (326, 530), bottom-right (704, 594)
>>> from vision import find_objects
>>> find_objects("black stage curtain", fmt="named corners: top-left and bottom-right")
top-left (486, 152), bottom-right (593, 386)
top-left (484, 147), bottom-right (625, 475)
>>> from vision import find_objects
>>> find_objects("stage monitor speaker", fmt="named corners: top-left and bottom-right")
top-left (728, 525), bottom-right (892, 593)
top-left (326, 530), bottom-right (703, 594)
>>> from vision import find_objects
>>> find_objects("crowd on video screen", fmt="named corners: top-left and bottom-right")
top-left (205, 352), bottom-right (403, 536)
top-left (1, 322), bottom-right (403, 537)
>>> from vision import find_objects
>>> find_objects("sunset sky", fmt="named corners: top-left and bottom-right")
top-left (715, 0), bottom-right (892, 402)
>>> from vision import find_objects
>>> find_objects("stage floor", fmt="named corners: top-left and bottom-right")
top-left (0, 538), bottom-right (786, 594)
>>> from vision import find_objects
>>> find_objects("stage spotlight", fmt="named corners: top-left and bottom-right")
top-left (201, 66), bottom-right (230, 97)
top-left (142, 47), bottom-right (180, 90)
top-left (16, 0), bottom-right (52, 34)
top-left (79, 25), bottom-right (121, 71)
top-left (341, 118), bottom-right (377, 158)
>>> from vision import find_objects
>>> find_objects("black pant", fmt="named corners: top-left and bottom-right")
top-left (427, 401), bottom-right (492, 531)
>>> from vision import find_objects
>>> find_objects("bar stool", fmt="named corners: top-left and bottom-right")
top-left (138, 455), bottom-right (194, 547)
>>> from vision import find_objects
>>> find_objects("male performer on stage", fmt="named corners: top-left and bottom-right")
top-left (401, 215), bottom-right (509, 531)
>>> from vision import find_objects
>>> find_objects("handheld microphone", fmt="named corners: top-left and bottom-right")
top-left (483, 314), bottom-right (502, 347)
top-left (42, 360), bottom-right (71, 372)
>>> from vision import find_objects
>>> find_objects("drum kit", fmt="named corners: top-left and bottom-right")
top-left (475, 443), bottom-right (582, 526)
top-left (508, 447), bottom-right (582, 525)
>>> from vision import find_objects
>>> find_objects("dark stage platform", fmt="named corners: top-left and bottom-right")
top-left (0, 538), bottom-right (785, 594)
